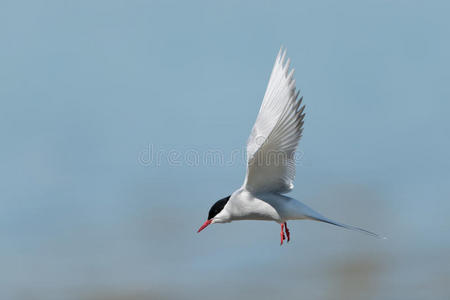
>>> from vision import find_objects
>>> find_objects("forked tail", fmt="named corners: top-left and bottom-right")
top-left (307, 213), bottom-right (385, 239)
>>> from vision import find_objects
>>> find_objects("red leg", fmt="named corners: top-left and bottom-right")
top-left (280, 223), bottom-right (286, 245)
top-left (284, 222), bottom-right (290, 242)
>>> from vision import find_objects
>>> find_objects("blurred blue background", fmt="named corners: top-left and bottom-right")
top-left (1, 0), bottom-right (449, 299)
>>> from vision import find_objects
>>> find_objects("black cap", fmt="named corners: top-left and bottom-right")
top-left (208, 195), bottom-right (230, 220)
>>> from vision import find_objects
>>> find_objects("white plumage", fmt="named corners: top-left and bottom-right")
top-left (245, 48), bottom-right (304, 194)
top-left (198, 48), bottom-right (383, 244)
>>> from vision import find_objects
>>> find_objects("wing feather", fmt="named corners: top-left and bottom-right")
top-left (244, 49), bottom-right (305, 193)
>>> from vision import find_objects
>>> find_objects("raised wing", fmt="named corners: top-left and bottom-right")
top-left (244, 49), bottom-right (305, 194)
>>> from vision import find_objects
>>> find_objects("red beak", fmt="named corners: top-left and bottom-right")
top-left (197, 219), bottom-right (212, 233)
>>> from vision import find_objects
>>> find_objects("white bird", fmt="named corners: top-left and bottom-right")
top-left (197, 48), bottom-right (383, 245)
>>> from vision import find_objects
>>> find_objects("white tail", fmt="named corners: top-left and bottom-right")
top-left (307, 212), bottom-right (385, 239)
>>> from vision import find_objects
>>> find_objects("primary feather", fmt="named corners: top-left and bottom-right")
top-left (244, 48), bottom-right (305, 194)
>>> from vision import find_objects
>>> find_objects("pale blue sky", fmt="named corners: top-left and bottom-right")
top-left (1, 1), bottom-right (449, 299)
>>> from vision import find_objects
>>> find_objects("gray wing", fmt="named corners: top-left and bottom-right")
top-left (244, 49), bottom-right (305, 193)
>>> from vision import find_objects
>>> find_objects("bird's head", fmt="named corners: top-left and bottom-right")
top-left (197, 195), bottom-right (231, 232)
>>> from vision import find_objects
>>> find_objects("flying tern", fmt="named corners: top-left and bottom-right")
top-left (197, 48), bottom-right (383, 245)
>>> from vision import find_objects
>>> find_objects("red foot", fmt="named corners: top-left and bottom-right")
top-left (284, 222), bottom-right (290, 242)
top-left (280, 223), bottom-right (286, 245)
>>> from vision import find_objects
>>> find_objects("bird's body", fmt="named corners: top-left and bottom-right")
top-left (217, 189), bottom-right (310, 223)
top-left (198, 48), bottom-right (382, 244)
